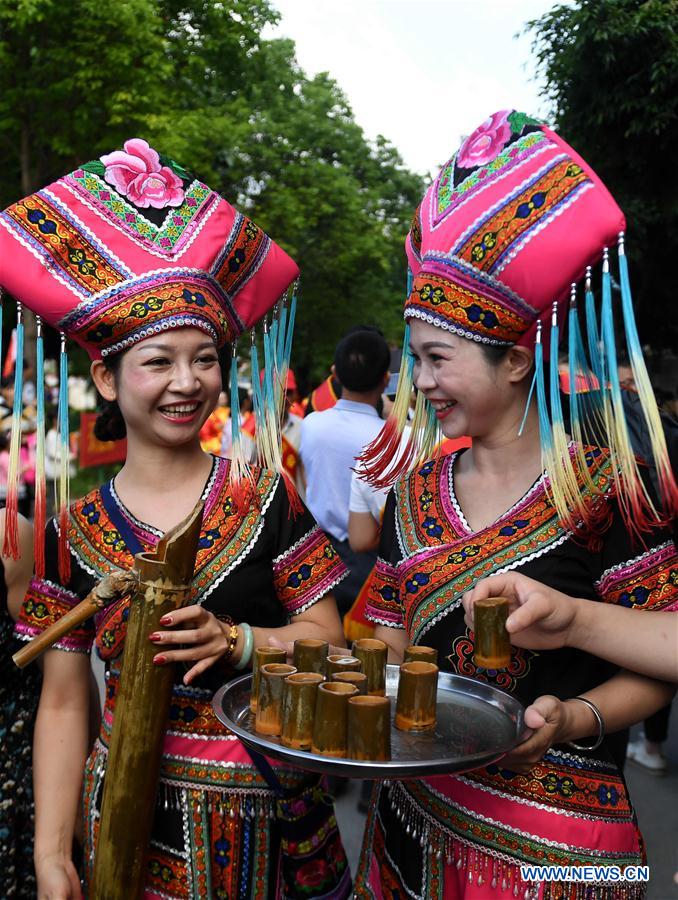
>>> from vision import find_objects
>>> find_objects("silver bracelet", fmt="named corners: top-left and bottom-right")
top-left (566, 696), bottom-right (605, 752)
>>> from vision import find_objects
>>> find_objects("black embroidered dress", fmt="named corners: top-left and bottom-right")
top-left (17, 456), bottom-right (351, 899)
top-left (355, 449), bottom-right (678, 900)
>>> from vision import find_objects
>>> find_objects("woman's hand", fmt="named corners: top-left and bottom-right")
top-left (462, 572), bottom-right (579, 651)
top-left (36, 854), bottom-right (82, 900)
top-left (500, 694), bottom-right (568, 773)
top-left (150, 605), bottom-right (236, 685)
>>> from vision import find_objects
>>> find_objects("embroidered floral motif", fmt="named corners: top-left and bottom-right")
top-left (58, 459), bottom-right (279, 658)
top-left (449, 634), bottom-right (533, 692)
top-left (100, 138), bottom-right (184, 209)
top-left (433, 130), bottom-right (547, 227)
top-left (211, 211), bottom-right (271, 301)
top-left (367, 449), bottom-right (616, 641)
top-left (67, 168), bottom-right (214, 256)
top-left (457, 110), bottom-right (513, 169)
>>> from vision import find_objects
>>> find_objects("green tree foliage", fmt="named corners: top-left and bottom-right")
top-left (0, 0), bottom-right (423, 383)
top-left (0, 0), bottom-right (170, 197)
top-left (528, 0), bottom-right (678, 349)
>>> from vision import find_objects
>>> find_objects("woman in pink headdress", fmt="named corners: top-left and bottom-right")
top-left (4, 139), bottom-right (352, 898)
top-left (353, 110), bottom-right (678, 899)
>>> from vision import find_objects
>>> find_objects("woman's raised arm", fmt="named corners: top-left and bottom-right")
top-left (464, 571), bottom-right (678, 682)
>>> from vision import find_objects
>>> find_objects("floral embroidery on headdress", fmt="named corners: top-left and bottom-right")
top-left (100, 138), bottom-right (184, 209)
top-left (456, 110), bottom-right (512, 169)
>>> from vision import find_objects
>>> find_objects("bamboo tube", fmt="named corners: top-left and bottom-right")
top-left (13, 571), bottom-right (136, 668)
top-left (473, 596), bottom-right (511, 669)
top-left (90, 502), bottom-right (204, 900)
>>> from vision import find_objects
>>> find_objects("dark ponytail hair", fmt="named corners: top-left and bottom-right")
top-left (93, 353), bottom-right (127, 442)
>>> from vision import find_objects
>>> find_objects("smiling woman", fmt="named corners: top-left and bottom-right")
top-left (354, 110), bottom-right (678, 900)
top-left (92, 331), bottom-right (221, 445)
top-left (5, 138), bottom-right (352, 899)
top-left (408, 324), bottom-right (534, 444)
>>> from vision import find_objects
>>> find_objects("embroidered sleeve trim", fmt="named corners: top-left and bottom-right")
top-left (288, 569), bottom-right (348, 617)
top-left (365, 557), bottom-right (403, 628)
top-left (595, 540), bottom-right (678, 611)
top-left (272, 526), bottom-right (320, 566)
top-left (16, 575), bottom-right (93, 653)
top-left (272, 526), bottom-right (348, 616)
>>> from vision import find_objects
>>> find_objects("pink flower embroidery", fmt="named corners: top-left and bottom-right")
top-left (457, 111), bottom-right (512, 169)
top-left (100, 138), bottom-right (184, 209)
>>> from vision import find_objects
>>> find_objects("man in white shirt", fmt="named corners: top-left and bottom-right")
top-left (300, 326), bottom-right (389, 617)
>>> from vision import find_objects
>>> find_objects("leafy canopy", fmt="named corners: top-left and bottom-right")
top-left (527, 0), bottom-right (678, 350)
top-left (0, 0), bottom-right (423, 382)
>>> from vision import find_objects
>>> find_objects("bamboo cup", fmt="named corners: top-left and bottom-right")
top-left (473, 596), bottom-right (511, 669)
top-left (280, 673), bottom-right (324, 750)
top-left (351, 638), bottom-right (387, 696)
top-left (255, 664), bottom-right (297, 736)
top-left (311, 681), bottom-right (358, 757)
top-left (347, 695), bottom-right (392, 761)
top-left (293, 638), bottom-right (329, 676)
top-left (325, 654), bottom-right (362, 678)
top-left (395, 661), bottom-right (439, 732)
top-left (332, 671), bottom-right (368, 695)
top-left (403, 645), bottom-right (438, 665)
top-left (250, 647), bottom-right (287, 713)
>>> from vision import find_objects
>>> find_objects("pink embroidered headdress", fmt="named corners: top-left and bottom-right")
top-left (361, 110), bottom-right (677, 537)
top-left (0, 138), bottom-right (301, 573)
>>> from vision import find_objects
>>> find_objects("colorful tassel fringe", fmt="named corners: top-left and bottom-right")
top-left (3, 305), bottom-right (24, 559)
top-left (358, 269), bottom-right (443, 488)
top-left (57, 332), bottom-right (71, 583)
top-left (617, 234), bottom-right (678, 519)
top-left (361, 237), bottom-right (674, 543)
top-left (33, 317), bottom-right (47, 578)
top-left (357, 323), bottom-right (417, 488)
top-left (599, 247), bottom-right (657, 536)
top-left (533, 236), bottom-right (675, 540)
top-left (228, 343), bottom-right (255, 515)
top-left (243, 285), bottom-right (303, 517)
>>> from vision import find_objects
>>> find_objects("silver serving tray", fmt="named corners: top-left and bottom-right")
top-left (213, 664), bottom-right (528, 779)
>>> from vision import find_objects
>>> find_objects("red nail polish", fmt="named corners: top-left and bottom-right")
top-left (153, 655), bottom-right (167, 666)
top-left (149, 633), bottom-right (161, 643)
top-left (159, 615), bottom-right (172, 626)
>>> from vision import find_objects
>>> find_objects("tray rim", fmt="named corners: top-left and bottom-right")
top-left (213, 665), bottom-right (529, 780)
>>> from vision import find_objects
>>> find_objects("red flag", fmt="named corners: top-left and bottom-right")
top-left (78, 412), bottom-right (127, 468)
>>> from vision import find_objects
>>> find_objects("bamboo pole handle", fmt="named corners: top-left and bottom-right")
top-left (12, 571), bottom-right (137, 668)
top-left (90, 501), bottom-right (204, 900)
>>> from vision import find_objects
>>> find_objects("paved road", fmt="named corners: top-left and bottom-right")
top-left (335, 695), bottom-right (678, 898)
top-left (626, 698), bottom-right (678, 900)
